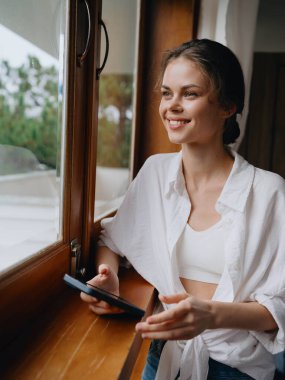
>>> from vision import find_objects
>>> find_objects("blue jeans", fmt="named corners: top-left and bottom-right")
top-left (142, 339), bottom-right (254, 380)
top-left (274, 351), bottom-right (285, 374)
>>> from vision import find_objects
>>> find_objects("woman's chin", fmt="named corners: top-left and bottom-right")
top-left (169, 139), bottom-right (184, 145)
top-left (167, 132), bottom-right (189, 145)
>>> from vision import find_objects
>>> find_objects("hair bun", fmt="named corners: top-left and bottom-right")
top-left (223, 116), bottom-right (240, 145)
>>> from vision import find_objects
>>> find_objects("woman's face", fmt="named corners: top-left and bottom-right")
top-left (159, 57), bottom-right (228, 147)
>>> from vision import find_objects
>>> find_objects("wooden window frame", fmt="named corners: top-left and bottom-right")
top-left (132, 0), bottom-right (200, 175)
top-left (0, 0), bottom-right (200, 364)
top-left (0, 0), bottom-right (102, 348)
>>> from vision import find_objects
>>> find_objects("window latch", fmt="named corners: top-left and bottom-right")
top-left (70, 239), bottom-right (86, 278)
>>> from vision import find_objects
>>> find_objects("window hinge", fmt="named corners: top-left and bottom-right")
top-left (70, 239), bottom-right (86, 278)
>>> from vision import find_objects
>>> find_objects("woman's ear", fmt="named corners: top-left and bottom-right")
top-left (221, 104), bottom-right (237, 119)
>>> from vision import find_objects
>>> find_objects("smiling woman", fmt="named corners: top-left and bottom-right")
top-left (159, 58), bottom-right (229, 147)
top-left (158, 39), bottom-right (244, 148)
top-left (81, 39), bottom-right (285, 380)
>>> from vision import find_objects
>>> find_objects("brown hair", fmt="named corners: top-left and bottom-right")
top-left (159, 39), bottom-right (245, 145)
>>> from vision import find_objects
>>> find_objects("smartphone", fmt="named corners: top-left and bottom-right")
top-left (63, 274), bottom-right (145, 318)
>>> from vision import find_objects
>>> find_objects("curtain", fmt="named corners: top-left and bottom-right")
top-left (197, 0), bottom-right (260, 149)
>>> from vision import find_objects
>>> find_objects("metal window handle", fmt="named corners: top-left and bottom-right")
top-left (96, 19), bottom-right (109, 79)
top-left (77, 0), bottom-right (91, 67)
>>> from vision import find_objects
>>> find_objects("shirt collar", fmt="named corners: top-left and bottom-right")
top-left (164, 149), bottom-right (255, 213)
top-left (164, 151), bottom-right (184, 197)
top-left (216, 149), bottom-right (255, 213)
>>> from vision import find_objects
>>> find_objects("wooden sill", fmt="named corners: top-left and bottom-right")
top-left (0, 268), bottom-right (155, 380)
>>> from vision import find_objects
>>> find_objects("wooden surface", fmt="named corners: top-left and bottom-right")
top-left (0, 244), bottom-right (70, 350)
top-left (132, 0), bottom-right (197, 176)
top-left (0, 269), bottom-right (155, 380)
top-left (130, 338), bottom-right (151, 380)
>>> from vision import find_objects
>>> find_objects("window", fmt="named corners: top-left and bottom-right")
top-left (0, 0), bottom-right (198, 350)
top-left (0, 0), bottom-right (101, 347)
top-left (0, 0), bottom-right (68, 274)
top-left (95, 0), bottom-right (140, 219)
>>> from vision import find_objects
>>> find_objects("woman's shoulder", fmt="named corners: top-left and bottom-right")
top-left (253, 166), bottom-right (285, 196)
top-left (140, 152), bottom-right (181, 174)
top-left (235, 152), bottom-right (285, 193)
top-left (144, 152), bottom-right (180, 165)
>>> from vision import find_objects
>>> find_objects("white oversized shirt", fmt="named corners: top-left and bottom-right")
top-left (98, 151), bottom-right (285, 380)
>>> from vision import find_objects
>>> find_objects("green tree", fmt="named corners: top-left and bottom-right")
top-left (0, 56), bottom-right (60, 172)
top-left (0, 58), bottom-right (134, 173)
top-left (97, 73), bottom-right (133, 168)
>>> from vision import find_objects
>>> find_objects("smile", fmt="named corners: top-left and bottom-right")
top-left (167, 119), bottom-right (191, 128)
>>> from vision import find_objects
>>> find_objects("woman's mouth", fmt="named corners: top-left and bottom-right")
top-left (167, 119), bottom-right (191, 129)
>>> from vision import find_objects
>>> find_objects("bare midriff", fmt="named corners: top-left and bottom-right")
top-left (180, 277), bottom-right (218, 300)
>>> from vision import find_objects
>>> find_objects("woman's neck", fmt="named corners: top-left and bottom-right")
top-left (181, 143), bottom-right (234, 190)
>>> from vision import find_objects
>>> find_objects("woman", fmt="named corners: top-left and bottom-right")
top-left (81, 39), bottom-right (285, 379)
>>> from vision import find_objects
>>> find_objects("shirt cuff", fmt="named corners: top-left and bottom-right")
top-left (250, 293), bottom-right (285, 354)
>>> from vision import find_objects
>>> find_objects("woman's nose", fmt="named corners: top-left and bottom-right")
top-left (168, 96), bottom-right (183, 112)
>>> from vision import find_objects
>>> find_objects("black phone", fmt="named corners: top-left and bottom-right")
top-left (63, 274), bottom-right (145, 318)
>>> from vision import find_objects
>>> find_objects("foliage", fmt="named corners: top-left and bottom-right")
top-left (0, 56), bottom-right (60, 172)
top-left (0, 58), bottom-right (133, 174)
top-left (97, 73), bottom-right (133, 168)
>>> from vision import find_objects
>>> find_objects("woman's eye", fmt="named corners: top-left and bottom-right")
top-left (185, 91), bottom-right (198, 98)
top-left (161, 91), bottom-right (172, 98)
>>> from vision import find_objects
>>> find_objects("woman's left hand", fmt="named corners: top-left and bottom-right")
top-left (135, 293), bottom-right (214, 340)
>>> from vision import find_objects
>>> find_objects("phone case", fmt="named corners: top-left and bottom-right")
top-left (63, 274), bottom-right (145, 318)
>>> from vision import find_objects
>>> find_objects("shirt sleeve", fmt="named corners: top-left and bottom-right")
top-left (249, 183), bottom-right (285, 354)
top-left (97, 217), bottom-right (125, 256)
top-left (250, 288), bottom-right (285, 354)
top-left (97, 156), bottom-right (155, 259)
top-left (96, 154), bottom-right (174, 291)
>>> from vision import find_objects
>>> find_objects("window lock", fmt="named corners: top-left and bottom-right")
top-left (70, 239), bottom-right (86, 278)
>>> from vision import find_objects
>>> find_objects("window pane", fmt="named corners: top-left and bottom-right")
top-left (95, 0), bottom-right (139, 219)
top-left (0, 0), bottom-right (69, 274)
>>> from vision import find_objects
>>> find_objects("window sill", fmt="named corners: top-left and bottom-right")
top-left (0, 268), bottom-right (155, 380)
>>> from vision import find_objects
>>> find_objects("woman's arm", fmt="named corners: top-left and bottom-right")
top-left (136, 293), bottom-right (278, 340)
top-left (95, 245), bottom-right (120, 274)
top-left (211, 299), bottom-right (277, 331)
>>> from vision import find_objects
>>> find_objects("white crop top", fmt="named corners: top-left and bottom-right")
top-left (176, 219), bottom-right (225, 284)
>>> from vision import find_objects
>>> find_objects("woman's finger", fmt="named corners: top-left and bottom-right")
top-left (159, 293), bottom-right (189, 304)
top-left (145, 300), bottom-right (191, 325)
top-left (80, 291), bottom-right (98, 303)
top-left (97, 263), bottom-right (110, 276)
top-left (137, 318), bottom-right (191, 333)
top-left (141, 325), bottom-right (196, 341)
top-left (88, 298), bottom-right (123, 314)
top-left (89, 304), bottom-right (123, 315)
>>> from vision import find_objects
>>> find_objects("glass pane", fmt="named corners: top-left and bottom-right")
top-left (0, 0), bottom-right (69, 274)
top-left (95, 0), bottom-right (139, 219)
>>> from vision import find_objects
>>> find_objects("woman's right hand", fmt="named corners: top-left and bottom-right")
top-left (80, 264), bottom-right (123, 315)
